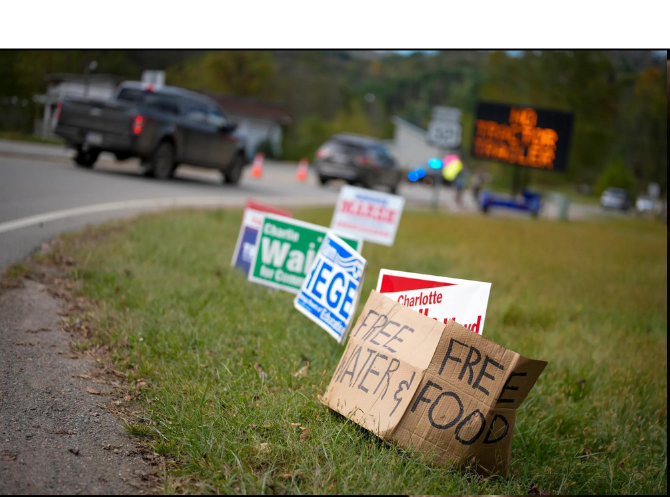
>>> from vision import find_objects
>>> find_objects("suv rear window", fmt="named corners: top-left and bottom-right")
top-left (327, 140), bottom-right (367, 156)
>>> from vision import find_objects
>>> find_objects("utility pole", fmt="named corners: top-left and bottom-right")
top-left (427, 106), bottom-right (462, 212)
top-left (83, 60), bottom-right (98, 98)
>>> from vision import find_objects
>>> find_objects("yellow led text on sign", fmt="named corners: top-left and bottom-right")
top-left (473, 107), bottom-right (559, 169)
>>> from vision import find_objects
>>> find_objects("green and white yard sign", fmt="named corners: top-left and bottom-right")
top-left (248, 214), bottom-right (363, 293)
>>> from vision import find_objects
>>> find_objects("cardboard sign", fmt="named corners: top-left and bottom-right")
top-left (377, 269), bottom-right (492, 335)
top-left (321, 291), bottom-right (547, 475)
top-left (248, 214), bottom-right (363, 294)
top-left (330, 185), bottom-right (405, 246)
top-left (231, 200), bottom-right (293, 276)
top-left (294, 232), bottom-right (367, 343)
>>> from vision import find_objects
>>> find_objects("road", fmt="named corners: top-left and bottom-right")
top-left (0, 139), bottom-right (604, 270)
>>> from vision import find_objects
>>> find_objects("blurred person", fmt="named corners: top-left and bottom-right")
top-left (471, 169), bottom-right (485, 201)
top-left (454, 165), bottom-right (470, 207)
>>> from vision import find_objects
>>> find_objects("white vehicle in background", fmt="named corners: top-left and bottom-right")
top-left (600, 188), bottom-right (631, 211)
top-left (635, 195), bottom-right (655, 215)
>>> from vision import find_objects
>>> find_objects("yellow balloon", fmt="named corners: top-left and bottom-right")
top-left (443, 159), bottom-right (463, 181)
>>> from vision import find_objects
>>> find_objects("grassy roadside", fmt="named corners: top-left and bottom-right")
top-left (0, 131), bottom-right (64, 145)
top-left (39, 208), bottom-right (667, 494)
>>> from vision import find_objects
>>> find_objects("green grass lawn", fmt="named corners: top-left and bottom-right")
top-left (51, 208), bottom-right (667, 494)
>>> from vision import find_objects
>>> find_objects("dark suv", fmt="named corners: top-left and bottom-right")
top-left (313, 134), bottom-right (401, 193)
top-left (54, 81), bottom-right (248, 184)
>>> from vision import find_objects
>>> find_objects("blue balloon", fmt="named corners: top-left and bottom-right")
top-left (428, 158), bottom-right (443, 169)
top-left (416, 168), bottom-right (426, 178)
top-left (408, 171), bottom-right (419, 182)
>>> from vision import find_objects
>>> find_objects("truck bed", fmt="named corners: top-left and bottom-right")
top-left (56, 97), bottom-right (136, 147)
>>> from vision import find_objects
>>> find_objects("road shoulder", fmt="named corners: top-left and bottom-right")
top-left (0, 259), bottom-right (158, 494)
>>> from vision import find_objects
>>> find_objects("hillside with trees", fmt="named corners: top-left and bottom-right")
top-left (0, 50), bottom-right (665, 195)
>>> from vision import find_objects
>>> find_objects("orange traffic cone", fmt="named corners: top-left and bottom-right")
top-left (296, 158), bottom-right (309, 182)
top-left (250, 153), bottom-right (264, 179)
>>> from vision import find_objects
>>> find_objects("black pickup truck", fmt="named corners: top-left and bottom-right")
top-left (54, 81), bottom-right (249, 183)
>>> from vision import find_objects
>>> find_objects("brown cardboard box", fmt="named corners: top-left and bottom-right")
top-left (321, 291), bottom-right (547, 475)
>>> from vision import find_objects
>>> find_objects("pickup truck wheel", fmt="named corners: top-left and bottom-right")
top-left (151, 142), bottom-right (175, 180)
top-left (223, 155), bottom-right (244, 185)
top-left (74, 148), bottom-right (99, 168)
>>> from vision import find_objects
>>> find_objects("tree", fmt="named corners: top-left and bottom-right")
top-left (167, 51), bottom-right (275, 97)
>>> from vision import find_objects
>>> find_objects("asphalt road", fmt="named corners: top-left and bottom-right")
top-left (0, 139), bottom-right (604, 271)
top-left (0, 140), bottom-right (344, 270)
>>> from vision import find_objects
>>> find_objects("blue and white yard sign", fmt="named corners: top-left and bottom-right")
top-left (294, 232), bottom-right (367, 343)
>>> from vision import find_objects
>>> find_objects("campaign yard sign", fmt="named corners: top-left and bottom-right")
top-left (294, 232), bottom-right (367, 343)
top-left (321, 291), bottom-right (547, 475)
top-left (377, 269), bottom-right (491, 335)
top-left (248, 214), bottom-right (363, 294)
top-left (330, 185), bottom-right (405, 246)
top-left (231, 200), bottom-right (293, 277)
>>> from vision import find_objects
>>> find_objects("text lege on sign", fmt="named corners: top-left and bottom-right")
top-left (231, 200), bottom-right (293, 277)
top-left (248, 214), bottom-right (363, 294)
top-left (321, 291), bottom-right (547, 476)
top-left (330, 185), bottom-right (405, 246)
top-left (377, 269), bottom-right (491, 335)
top-left (294, 232), bottom-right (367, 343)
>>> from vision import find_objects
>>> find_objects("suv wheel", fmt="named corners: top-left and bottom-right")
top-left (223, 154), bottom-right (244, 185)
top-left (149, 142), bottom-right (175, 180)
top-left (74, 147), bottom-right (99, 168)
top-left (360, 178), bottom-right (373, 190)
top-left (318, 175), bottom-right (330, 186)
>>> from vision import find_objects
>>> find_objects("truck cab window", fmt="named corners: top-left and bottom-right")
top-left (144, 94), bottom-right (179, 115)
top-left (207, 109), bottom-right (229, 128)
top-left (116, 88), bottom-right (144, 103)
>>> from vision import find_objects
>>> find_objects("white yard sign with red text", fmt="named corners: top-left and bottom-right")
top-left (330, 185), bottom-right (405, 246)
top-left (376, 269), bottom-right (492, 335)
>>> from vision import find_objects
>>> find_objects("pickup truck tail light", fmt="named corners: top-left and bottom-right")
top-left (55, 102), bottom-right (63, 122)
top-left (132, 115), bottom-right (144, 135)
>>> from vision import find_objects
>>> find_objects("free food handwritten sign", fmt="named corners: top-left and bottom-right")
top-left (321, 291), bottom-right (547, 475)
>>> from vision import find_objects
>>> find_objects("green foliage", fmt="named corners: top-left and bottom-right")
top-left (56, 208), bottom-right (667, 495)
top-left (622, 67), bottom-right (668, 189)
top-left (0, 50), bottom-right (140, 97)
top-left (1, 50), bottom-right (666, 193)
top-left (594, 157), bottom-right (638, 197)
top-left (168, 51), bottom-right (275, 97)
top-left (255, 138), bottom-right (278, 160)
top-left (282, 103), bottom-right (378, 161)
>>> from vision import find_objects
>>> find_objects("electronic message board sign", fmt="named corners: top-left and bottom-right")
top-left (472, 102), bottom-right (573, 172)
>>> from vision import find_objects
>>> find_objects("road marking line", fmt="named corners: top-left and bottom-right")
top-left (0, 195), bottom-right (339, 235)
top-left (0, 196), bottom-right (244, 234)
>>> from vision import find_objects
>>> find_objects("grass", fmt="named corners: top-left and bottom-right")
top-left (0, 131), bottom-right (64, 145)
top-left (51, 208), bottom-right (666, 494)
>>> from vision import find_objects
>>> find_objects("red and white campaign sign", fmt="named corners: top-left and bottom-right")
top-left (330, 186), bottom-right (405, 246)
top-left (376, 269), bottom-right (492, 335)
